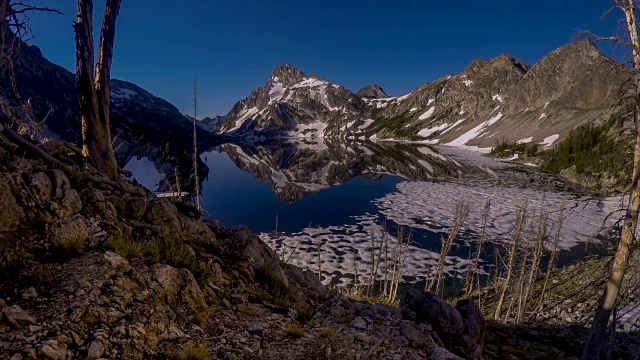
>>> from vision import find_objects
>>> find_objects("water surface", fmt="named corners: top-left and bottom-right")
top-left (126, 138), bottom-right (621, 287)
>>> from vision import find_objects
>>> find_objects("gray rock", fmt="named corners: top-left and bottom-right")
top-left (2, 305), bottom-right (36, 328)
top-left (126, 196), bottom-right (147, 220)
top-left (352, 316), bottom-right (368, 330)
top-left (103, 251), bottom-right (128, 268)
top-left (60, 189), bottom-right (82, 219)
top-left (247, 322), bottom-right (264, 335)
top-left (48, 169), bottom-right (70, 201)
top-left (28, 172), bottom-right (52, 205)
top-left (87, 341), bottom-right (104, 359)
top-left (429, 346), bottom-right (464, 360)
top-left (149, 264), bottom-right (206, 309)
top-left (37, 339), bottom-right (68, 360)
top-left (0, 180), bottom-right (24, 235)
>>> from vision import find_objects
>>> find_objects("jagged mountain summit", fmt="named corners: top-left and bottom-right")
top-left (356, 84), bottom-right (388, 99)
top-left (216, 39), bottom-right (630, 151)
top-left (217, 63), bottom-right (365, 139)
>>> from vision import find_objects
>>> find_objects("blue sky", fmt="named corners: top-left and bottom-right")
top-left (29, 0), bottom-right (619, 117)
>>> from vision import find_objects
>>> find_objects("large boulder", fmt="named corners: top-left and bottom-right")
top-left (28, 171), bottom-right (53, 206)
top-left (144, 198), bottom-right (181, 235)
top-left (2, 305), bottom-right (36, 328)
top-left (453, 299), bottom-right (486, 360)
top-left (0, 180), bottom-right (24, 236)
top-left (421, 292), bottom-right (464, 337)
top-left (48, 169), bottom-right (70, 201)
top-left (125, 196), bottom-right (147, 220)
top-left (399, 289), bottom-right (464, 336)
top-left (82, 189), bottom-right (117, 222)
top-left (59, 189), bottom-right (82, 219)
top-left (149, 263), bottom-right (206, 310)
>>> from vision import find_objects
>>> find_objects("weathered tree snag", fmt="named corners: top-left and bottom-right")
top-left (0, 0), bottom-right (7, 60)
top-left (73, 0), bottom-right (121, 180)
top-left (583, 1), bottom-right (640, 358)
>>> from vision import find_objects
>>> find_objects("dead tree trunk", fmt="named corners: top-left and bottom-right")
top-left (583, 1), bottom-right (640, 358)
top-left (73, 0), bottom-right (121, 180)
top-left (192, 78), bottom-right (201, 211)
top-left (495, 202), bottom-right (527, 321)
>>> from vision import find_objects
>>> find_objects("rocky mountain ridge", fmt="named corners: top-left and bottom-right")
top-left (217, 39), bottom-right (630, 152)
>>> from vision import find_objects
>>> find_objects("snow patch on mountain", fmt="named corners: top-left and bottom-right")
top-left (418, 123), bottom-right (449, 138)
top-left (294, 122), bottom-right (327, 138)
top-left (110, 88), bottom-right (137, 100)
top-left (445, 113), bottom-right (503, 149)
top-left (540, 134), bottom-right (560, 148)
top-left (418, 107), bottom-right (435, 120)
top-left (359, 119), bottom-right (374, 130)
top-left (440, 119), bottom-right (465, 135)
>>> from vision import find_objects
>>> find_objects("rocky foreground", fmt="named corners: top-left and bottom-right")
top-left (0, 130), bottom-right (638, 359)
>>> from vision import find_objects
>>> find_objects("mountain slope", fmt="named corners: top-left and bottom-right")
top-left (218, 39), bottom-right (631, 152)
top-left (0, 33), bottom-right (215, 151)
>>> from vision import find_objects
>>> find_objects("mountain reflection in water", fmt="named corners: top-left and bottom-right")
top-left (125, 138), bottom-right (621, 287)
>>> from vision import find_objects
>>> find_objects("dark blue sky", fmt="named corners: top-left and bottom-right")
top-left (29, 0), bottom-right (619, 117)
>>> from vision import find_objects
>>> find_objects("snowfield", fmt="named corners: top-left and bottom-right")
top-left (540, 134), bottom-right (560, 148)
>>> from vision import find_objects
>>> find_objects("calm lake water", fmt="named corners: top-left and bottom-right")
top-left (125, 139), bottom-right (621, 287)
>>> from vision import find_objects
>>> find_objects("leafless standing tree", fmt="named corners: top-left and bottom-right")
top-left (192, 77), bottom-right (201, 211)
top-left (74, 0), bottom-right (122, 180)
top-left (583, 1), bottom-right (640, 357)
top-left (0, 1), bottom-right (61, 137)
top-left (495, 201), bottom-right (527, 321)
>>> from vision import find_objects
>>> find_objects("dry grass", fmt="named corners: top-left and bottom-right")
top-left (182, 343), bottom-right (209, 360)
top-left (285, 324), bottom-right (303, 338)
top-left (105, 235), bottom-right (145, 259)
top-left (55, 224), bottom-right (87, 254)
top-left (319, 326), bottom-right (334, 338)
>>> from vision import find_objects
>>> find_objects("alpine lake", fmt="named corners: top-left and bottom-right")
top-left (124, 138), bottom-right (621, 291)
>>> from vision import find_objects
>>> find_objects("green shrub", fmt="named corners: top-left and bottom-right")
top-left (0, 238), bottom-right (20, 270)
top-left (145, 236), bottom-right (213, 286)
top-left (490, 139), bottom-right (538, 158)
top-left (540, 121), bottom-right (633, 185)
top-left (65, 168), bottom-right (94, 190)
top-left (182, 343), bottom-right (209, 360)
top-left (254, 265), bottom-right (296, 307)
